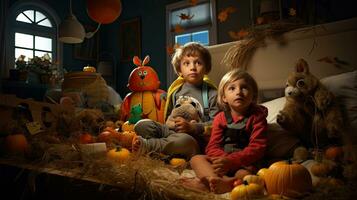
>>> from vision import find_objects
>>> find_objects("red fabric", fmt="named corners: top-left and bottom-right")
top-left (205, 105), bottom-right (268, 172)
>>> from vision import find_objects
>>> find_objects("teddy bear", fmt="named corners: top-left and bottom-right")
top-left (165, 96), bottom-right (203, 130)
top-left (276, 58), bottom-right (344, 149)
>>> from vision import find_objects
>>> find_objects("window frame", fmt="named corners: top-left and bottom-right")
top-left (5, 0), bottom-right (61, 78)
top-left (165, 0), bottom-right (217, 88)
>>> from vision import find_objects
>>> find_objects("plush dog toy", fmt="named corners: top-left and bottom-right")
top-left (277, 58), bottom-right (344, 148)
top-left (165, 96), bottom-right (203, 130)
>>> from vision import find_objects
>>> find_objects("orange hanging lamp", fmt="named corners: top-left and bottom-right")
top-left (86, 0), bottom-right (122, 24)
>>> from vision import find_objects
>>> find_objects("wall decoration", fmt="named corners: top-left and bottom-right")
top-left (119, 17), bottom-right (141, 62)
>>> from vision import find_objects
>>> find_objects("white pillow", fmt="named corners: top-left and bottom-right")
top-left (260, 97), bottom-right (286, 124)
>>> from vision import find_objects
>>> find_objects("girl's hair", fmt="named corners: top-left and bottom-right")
top-left (217, 68), bottom-right (258, 110)
top-left (171, 42), bottom-right (212, 75)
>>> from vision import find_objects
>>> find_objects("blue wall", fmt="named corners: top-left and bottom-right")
top-left (5, 0), bottom-right (357, 99)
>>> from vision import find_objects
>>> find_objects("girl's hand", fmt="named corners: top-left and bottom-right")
top-left (209, 156), bottom-right (232, 176)
top-left (174, 117), bottom-right (196, 134)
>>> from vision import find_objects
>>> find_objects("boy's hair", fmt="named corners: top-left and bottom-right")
top-left (171, 42), bottom-right (212, 75)
top-left (217, 68), bottom-right (258, 110)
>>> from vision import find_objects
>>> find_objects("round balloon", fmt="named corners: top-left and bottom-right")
top-left (86, 0), bottom-right (122, 24)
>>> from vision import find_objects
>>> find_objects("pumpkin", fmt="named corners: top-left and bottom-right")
top-left (230, 181), bottom-right (265, 200)
top-left (120, 56), bottom-right (166, 123)
top-left (104, 120), bottom-right (116, 129)
top-left (310, 160), bottom-right (334, 177)
top-left (264, 160), bottom-right (312, 198)
top-left (293, 146), bottom-right (309, 162)
top-left (79, 133), bottom-right (95, 144)
top-left (121, 121), bottom-right (135, 132)
top-left (119, 131), bottom-right (136, 149)
top-left (107, 147), bottom-right (130, 162)
top-left (325, 146), bottom-right (343, 161)
top-left (83, 65), bottom-right (96, 72)
top-left (169, 158), bottom-right (186, 167)
top-left (86, 0), bottom-right (122, 24)
top-left (243, 174), bottom-right (265, 187)
top-left (5, 134), bottom-right (28, 155)
top-left (257, 168), bottom-right (269, 179)
top-left (97, 127), bottom-right (121, 144)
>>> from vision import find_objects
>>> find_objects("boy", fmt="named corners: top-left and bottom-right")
top-left (132, 42), bottom-right (219, 159)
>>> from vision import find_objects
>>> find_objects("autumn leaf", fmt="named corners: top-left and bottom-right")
top-left (178, 13), bottom-right (194, 21)
top-left (171, 24), bottom-right (185, 33)
top-left (317, 56), bottom-right (349, 68)
top-left (228, 29), bottom-right (249, 40)
top-left (289, 8), bottom-right (297, 16)
top-left (218, 6), bottom-right (237, 23)
top-left (188, 0), bottom-right (198, 6)
top-left (166, 43), bottom-right (181, 55)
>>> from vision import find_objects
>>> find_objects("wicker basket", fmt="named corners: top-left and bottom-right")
top-left (62, 72), bottom-right (109, 107)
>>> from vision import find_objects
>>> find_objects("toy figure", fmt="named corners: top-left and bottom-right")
top-left (120, 56), bottom-right (166, 123)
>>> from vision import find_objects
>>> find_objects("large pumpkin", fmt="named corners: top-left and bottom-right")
top-left (86, 0), bottom-right (122, 24)
top-left (264, 160), bottom-right (312, 198)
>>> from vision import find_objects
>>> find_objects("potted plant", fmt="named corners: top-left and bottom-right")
top-left (10, 55), bottom-right (29, 81)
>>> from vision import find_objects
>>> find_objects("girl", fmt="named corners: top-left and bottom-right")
top-left (182, 68), bottom-right (268, 194)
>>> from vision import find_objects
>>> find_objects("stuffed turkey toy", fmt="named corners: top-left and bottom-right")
top-left (120, 56), bottom-right (166, 123)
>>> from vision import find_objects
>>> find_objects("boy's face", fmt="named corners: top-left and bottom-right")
top-left (179, 55), bottom-right (206, 86)
top-left (223, 78), bottom-right (254, 115)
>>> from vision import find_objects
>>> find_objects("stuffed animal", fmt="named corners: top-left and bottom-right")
top-left (277, 58), bottom-right (344, 149)
top-left (165, 96), bottom-right (203, 130)
top-left (120, 56), bottom-right (166, 123)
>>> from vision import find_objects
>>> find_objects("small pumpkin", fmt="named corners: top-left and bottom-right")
top-left (119, 131), bottom-right (136, 149)
top-left (310, 160), bottom-right (334, 177)
top-left (5, 134), bottom-right (28, 155)
top-left (83, 65), bottom-right (96, 72)
top-left (243, 174), bottom-right (265, 187)
top-left (230, 180), bottom-right (265, 200)
top-left (257, 168), bottom-right (269, 179)
top-left (169, 158), bottom-right (186, 167)
top-left (264, 160), bottom-right (312, 198)
top-left (324, 146), bottom-right (343, 161)
top-left (79, 133), bottom-right (95, 144)
top-left (97, 127), bottom-right (121, 144)
top-left (293, 146), bottom-right (309, 162)
top-left (122, 121), bottom-right (135, 132)
top-left (107, 147), bottom-right (130, 162)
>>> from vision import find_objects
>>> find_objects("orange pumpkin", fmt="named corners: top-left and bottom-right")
top-left (231, 181), bottom-right (265, 200)
top-left (83, 65), bottom-right (96, 72)
top-left (119, 131), bottom-right (136, 149)
top-left (121, 121), bottom-right (135, 132)
top-left (97, 127), bottom-right (121, 144)
top-left (79, 133), bottom-right (95, 144)
top-left (325, 146), bottom-right (343, 161)
top-left (169, 158), bottom-right (186, 167)
top-left (264, 160), bottom-right (312, 198)
top-left (257, 168), bottom-right (269, 178)
top-left (86, 0), bottom-right (122, 24)
top-left (107, 147), bottom-right (130, 162)
top-left (5, 134), bottom-right (28, 155)
top-left (243, 174), bottom-right (265, 187)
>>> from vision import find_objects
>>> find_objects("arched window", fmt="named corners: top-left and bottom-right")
top-left (5, 0), bottom-right (61, 76)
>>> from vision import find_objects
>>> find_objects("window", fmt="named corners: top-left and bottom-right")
top-left (14, 9), bottom-right (55, 63)
top-left (166, 0), bottom-right (217, 87)
top-left (5, 1), bottom-right (60, 77)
